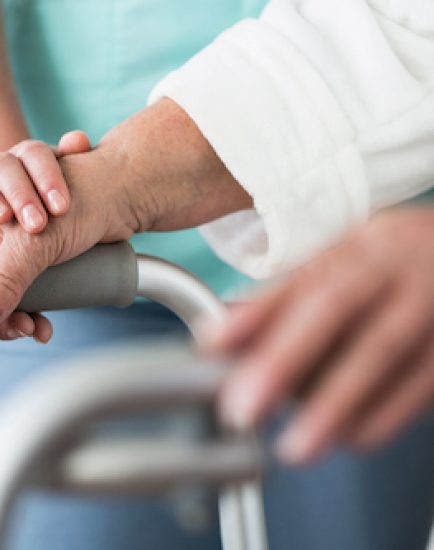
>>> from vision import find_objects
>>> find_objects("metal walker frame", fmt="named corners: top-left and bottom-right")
top-left (0, 242), bottom-right (269, 550)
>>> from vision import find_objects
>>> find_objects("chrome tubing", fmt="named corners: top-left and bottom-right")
top-left (135, 254), bottom-right (269, 550)
top-left (7, 244), bottom-right (269, 550)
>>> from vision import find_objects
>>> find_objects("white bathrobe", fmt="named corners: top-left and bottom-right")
top-left (150, 0), bottom-right (434, 279)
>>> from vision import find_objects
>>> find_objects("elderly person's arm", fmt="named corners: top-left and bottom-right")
top-left (152, 0), bottom-right (434, 277)
top-left (2, 0), bottom-right (434, 344)
top-left (0, 98), bottom-right (252, 340)
top-left (0, 9), bottom-right (91, 339)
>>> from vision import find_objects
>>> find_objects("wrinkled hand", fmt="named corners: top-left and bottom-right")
top-left (0, 98), bottom-right (251, 343)
top-left (204, 207), bottom-right (434, 464)
top-left (0, 145), bottom-right (140, 342)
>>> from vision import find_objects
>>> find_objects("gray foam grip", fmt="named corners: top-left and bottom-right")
top-left (17, 242), bottom-right (138, 313)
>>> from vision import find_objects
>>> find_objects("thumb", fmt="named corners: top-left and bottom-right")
top-left (56, 131), bottom-right (92, 157)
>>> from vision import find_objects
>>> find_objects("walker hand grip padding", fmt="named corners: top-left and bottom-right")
top-left (17, 242), bottom-right (138, 312)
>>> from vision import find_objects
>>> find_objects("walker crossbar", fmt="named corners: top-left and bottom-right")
top-left (6, 242), bottom-right (269, 550)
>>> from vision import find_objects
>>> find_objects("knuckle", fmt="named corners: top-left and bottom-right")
top-left (0, 151), bottom-right (18, 169)
top-left (36, 167), bottom-right (58, 187)
top-left (18, 140), bottom-right (47, 157)
top-left (7, 187), bottom-right (36, 207)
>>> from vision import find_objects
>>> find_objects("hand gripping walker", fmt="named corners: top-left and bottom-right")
top-left (0, 242), bottom-right (269, 550)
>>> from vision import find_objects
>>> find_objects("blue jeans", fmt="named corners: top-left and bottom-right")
top-left (1, 304), bottom-right (434, 550)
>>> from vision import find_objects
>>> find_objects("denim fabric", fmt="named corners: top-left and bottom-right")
top-left (1, 305), bottom-right (433, 550)
top-left (1, 1), bottom-right (434, 548)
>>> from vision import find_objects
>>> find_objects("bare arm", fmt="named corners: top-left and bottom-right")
top-left (0, 97), bottom-right (252, 341)
top-left (97, 98), bottom-right (253, 232)
top-left (0, 5), bottom-right (28, 149)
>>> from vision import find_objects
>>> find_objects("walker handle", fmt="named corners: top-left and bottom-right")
top-left (17, 242), bottom-right (138, 312)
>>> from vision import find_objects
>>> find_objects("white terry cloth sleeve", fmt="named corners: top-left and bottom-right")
top-left (149, 0), bottom-right (434, 279)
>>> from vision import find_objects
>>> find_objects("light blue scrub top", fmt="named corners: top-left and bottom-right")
top-left (3, 6), bottom-right (434, 550)
top-left (2, 0), bottom-right (268, 296)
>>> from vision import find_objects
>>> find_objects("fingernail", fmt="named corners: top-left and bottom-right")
top-left (7, 329), bottom-right (27, 339)
top-left (47, 189), bottom-right (67, 214)
top-left (22, 205), bottom-right (44, 231)
top-left (276, 418), bottom-right (316, 464)
top-left (219, 370), bottom-right (263, 430)
top-left (33, 336), bottom-right (48, 344)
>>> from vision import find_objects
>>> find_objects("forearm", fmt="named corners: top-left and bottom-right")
top-left (0, 6), bottom-right (28, 150)
top-left (146, 0), bottom-right (434, 279)
top-left (0, 99), bottom-right (250, 341)
top-left (98, 98), bottom-right (252, 233)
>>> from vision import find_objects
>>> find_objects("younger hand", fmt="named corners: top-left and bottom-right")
top-left (0, 131), bottom-right (90, 233)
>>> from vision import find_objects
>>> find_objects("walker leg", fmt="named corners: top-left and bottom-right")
top-left (219, 480), bottom-right (269, 550)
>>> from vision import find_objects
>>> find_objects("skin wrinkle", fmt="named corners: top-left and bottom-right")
top-left (0, 96), bottom-right (252, 340)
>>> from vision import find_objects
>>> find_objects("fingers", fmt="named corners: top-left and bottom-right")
top-left (1, 133), bottom-right (91, 234)
top-left (56, 130), bottom-right (91, 157)
top-left (11, 140), bottom-right (70, 219)
top-left (0, 151), bottom-right (48, 233)
top-left (348, 339), bottom-right (434, 450)
top-left (200, 277), bottom-right (289, 353)
top-left (203, 244), bottom-right (361, 354)
top-left (0, 312), bottom-right (53, 342)
top-left (0, 312), bottom-right (35, 339)
top-left (275, 287), bottom-right (433, 464)
top-left (218, 257), bottom-right (387, 432)
top-left (31, 313), bottom-right (53, 343)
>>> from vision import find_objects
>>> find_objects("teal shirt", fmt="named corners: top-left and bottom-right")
top-left (2, 0), bottom-right (267, 295)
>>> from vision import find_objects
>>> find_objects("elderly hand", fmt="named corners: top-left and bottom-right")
top-left (0, 142), bottom-right (137, 342)
top-left (0, 99), bottom-right (251, 342)
top-left (203, 207), bottom-right (434, 465)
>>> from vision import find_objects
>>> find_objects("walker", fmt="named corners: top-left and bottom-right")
top-left (0, 242), bottom-right (269, 550)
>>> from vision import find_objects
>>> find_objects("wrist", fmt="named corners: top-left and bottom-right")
top-left (99, 98), bottom-right (252, 233)
top-left (98, 115), bottom-right (160, 235)
top-left (58, 147), bottom-right (139, 247)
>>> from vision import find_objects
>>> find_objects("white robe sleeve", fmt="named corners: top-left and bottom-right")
top-left (149, 0), bottom-right (434, 279)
